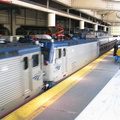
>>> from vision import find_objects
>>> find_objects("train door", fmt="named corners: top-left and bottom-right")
top-left (97, 39), bottom-right (100, 56)
top-left (22, 54), bottom-right (31, 94)
top-left (30, 53), bottom-right (43, 90)
top-left (22, 52), bottom-right (42, 95)
top-left (55, 47), bottom-right (67, 78)
top-left (62, 48), bottom-right (67, 76)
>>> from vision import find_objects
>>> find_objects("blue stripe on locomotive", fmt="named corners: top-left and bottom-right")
top-left (19, 46), bottom-right (41, 55)
top-left (0, 45), bottom-right (41, 59)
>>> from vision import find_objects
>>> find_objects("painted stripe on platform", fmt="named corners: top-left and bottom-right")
top-left (2, 50), bottom-right (113, 120)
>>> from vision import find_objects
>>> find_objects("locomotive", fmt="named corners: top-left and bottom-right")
top-left (0, 43), bottom-right (43, 118)
top-left (36, 34), bottom-right (117, 87)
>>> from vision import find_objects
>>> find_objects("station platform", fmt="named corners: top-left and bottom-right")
top-left (75, 68), bottom-right (120, 120)
top-left (2, 49), bottom-right (120, 120)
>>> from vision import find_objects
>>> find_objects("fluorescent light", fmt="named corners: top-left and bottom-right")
top-left (111, 0), bottom-right (120, 1)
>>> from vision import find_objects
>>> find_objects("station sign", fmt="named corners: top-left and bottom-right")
top-left (109, 26), bottom-right (120, 36)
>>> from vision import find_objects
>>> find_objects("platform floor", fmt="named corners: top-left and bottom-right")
top-left (2, 50), bottom-right (120, 120)
top-left (75, 69), bottom-right (120, 120)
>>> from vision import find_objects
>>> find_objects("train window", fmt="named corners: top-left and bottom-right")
top-left (63, 48), bottom-right (66, 56)
top-left (8, 51), bottom-right (18, 57)
top-left (13, 37), bottom-right (17, 42)
top-left (32, 54), bottom-right (39, 67)
top-left (59, 49), bottom-right (61, 58)
top-left (0, 52), bottom-right (5, 59)
top-left (23, 57), bottom-right (28, 70)
top-left (41, 48), bottom-right (50, 61)
top-left (56, 49), bottom-right (61, 58)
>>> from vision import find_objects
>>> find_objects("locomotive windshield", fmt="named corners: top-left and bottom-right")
top-left (41, 48), bottom-right (50, 61)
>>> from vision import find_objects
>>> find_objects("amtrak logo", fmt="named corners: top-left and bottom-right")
top-left (33, 74), bottom-right (41, 81)
top-left (55, 66), bottom-right (61, 70)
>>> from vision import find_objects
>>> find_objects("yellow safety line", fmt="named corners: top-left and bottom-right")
top-left (2, 50), bottom-right (113, 120)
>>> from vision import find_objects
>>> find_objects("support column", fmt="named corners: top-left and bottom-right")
top-left (94, 24), bottom-right (98, 31)
top-left (10, 9), bottom-right (17, 35)
top-left (67, 9), bottom-right (69, 14)
top-left (47, 0), bottom-right (49, 9)
top-left (69, 18), bottom-right (71, 34)
top-left (79, 20), bottom-right (84, 29)
top-left (48, 13), bottom-right (56, 27)
top-left (104, 26), bottom-right (106, 32)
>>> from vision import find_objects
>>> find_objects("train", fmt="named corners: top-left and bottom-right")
top-left (0, 43), bottom-right (43, 118)
top-left (98, 36), bottom-right (120, 55)
top-left (0, 33), bottom-right (119, 118)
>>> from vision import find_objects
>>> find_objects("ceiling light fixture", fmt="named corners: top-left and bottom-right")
top-left (111, 0), bottom-right (120, 1)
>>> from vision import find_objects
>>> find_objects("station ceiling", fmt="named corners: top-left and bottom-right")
top-left (0, 0), bottom-right (120, 25)
top-left (53, 0), bottom-right (120, 25)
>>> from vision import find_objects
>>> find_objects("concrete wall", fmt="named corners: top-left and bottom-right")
top-left (0, 10), bottom-right (10, 24)
top-left (16, 9), bottom-right (47, 26)
top-left (0, 8), bottom-right (47, 35)
top-left (52, 0), bottom-right (71, 7)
